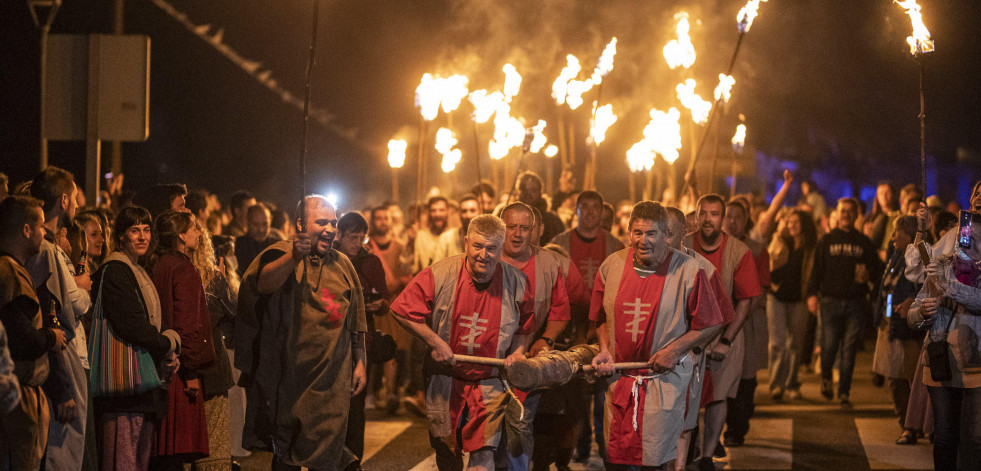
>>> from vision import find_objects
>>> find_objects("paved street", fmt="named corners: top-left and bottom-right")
top-left (240, 348), bottom-right (935, 470)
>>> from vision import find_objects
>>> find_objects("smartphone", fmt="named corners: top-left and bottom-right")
top-left (958, 210), bottom-right (974, 249)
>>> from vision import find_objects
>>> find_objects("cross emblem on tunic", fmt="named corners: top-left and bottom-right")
top-left (579, 258), bottom-right (600, 288)
top-left (459, 312), bottom-right (489, 354)
top-left (623, 297), bottom-right (651, 343)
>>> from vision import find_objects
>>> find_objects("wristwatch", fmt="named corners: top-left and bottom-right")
top-left (719, 337), bottom-right (732, 347)
top-left (540, 337), bottom-right (555, 348)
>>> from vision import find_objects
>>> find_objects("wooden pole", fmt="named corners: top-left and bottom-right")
top-left (416, 118), bottom-right (427, 203)
top-left (391, 168), bottom-right (399, 203)
top-left (557, 113), bottom-right (568, 169)
top-left (629, 171), bottom-right (637, 202)
top-left (472, 121), bottom-right (483, 188)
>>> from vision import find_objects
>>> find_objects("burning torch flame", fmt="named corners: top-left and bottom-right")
top-left (591, 37), bottom-right (618, 84)
top-left (530, 120), bottom-right (548, 153)
top-left (676, 79), bottom-right (712, 125)
top-left (387, 139), bottom-right (407, 168)
top-left (544, 145), bottom-right (558, 158)
top-left (565, 78), bottom-right (595, 110)
top-left (588, 104), bottom-right (617, 146)
top-left (895, 1), bottom-right (935, 55)
top-left (737, 0), bottom-right (769, 34)
top-left (626, 140), bottom-right (656, 173)
top-left (489, 104), bottom-right (526, 160)
top-left (502, 64), bottom-right (523, 102)
top-left (643, 107), bottom-right (683, 164)
top-left (435, 127), bottom-right (462, 173)
top-left (663, 13), bottom-right (696, 70)
top-left (469, 89), bottom-right (506, 124)
top-left (714, 74), bottom-right (736, 104)
top-left (732, 124), bottom-right (747, 154)
top-left (552, 55), bottom-right (582, 105)
top-left (415, 73), bottom-right (442, 121)
top-left (439, 75), bottom-right (470, 114)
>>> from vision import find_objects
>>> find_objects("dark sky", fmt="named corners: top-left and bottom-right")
top-left (2, 0), bottom-right (980, 209)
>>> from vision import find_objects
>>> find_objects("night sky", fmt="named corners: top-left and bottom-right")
top-left (2, 0), bottom-right (980, 210)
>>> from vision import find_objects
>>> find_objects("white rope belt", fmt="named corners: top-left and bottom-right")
top-left (626, 373), bottom-right (662, 431)
top-left (501, 378), bottom-right (525, 421)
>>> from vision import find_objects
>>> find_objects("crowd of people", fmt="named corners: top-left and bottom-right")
top-left (0, 165), bottom-right (978, 471)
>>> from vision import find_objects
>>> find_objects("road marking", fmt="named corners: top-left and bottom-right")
top-left (755, 403), bottom-right (894, 413)
top-left (855, 418), bottom-right (934, 470)
top-left (719, 418), bottom-right (793, 470)
top-left (363, 420), bottom-right (413, 462)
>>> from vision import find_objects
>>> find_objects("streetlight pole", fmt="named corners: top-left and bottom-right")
top-left (28, 0), bottom-right (62, 171)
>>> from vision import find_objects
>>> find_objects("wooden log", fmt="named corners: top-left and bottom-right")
top-left (507, 344), bottom-right (599, 390)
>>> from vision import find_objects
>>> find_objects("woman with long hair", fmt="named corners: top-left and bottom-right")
top-left (766, 208), bottom-right (818, 399)
top-left (187, 220), bottom-right (236, 470)
top-left (148, 210), bottom-right (215, 469)
top-left (76, 210), bottom-right (109, 273)
top-left (90, 206), bottom-right (181, 471)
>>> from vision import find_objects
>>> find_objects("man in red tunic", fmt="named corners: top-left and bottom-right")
top-left (497, 203), bottom-right (571, 470)
top-left (550, 190), bottom-right (625, 459)
top-left (683, 195), bottom-right (762, 471)
top-left (391, 214), bottom-right (536, 471)
top-left (591, 201), bottom-right (725, 470)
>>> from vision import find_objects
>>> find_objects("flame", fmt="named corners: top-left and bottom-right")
top-left (415, 73), bottom-right (442, 121)
top-left (544, 145), bottom-right (559, 158)
top-left (591, 37), bottom-right (618, 84)
top-left (626, 140), bottom-right (656, 172)
top-left (588, 104), bottom-right (617, 146)
top-left (676, 79), bottom-right (712, 125)
top-left (489, 104), bottom-right (526, 160)
top-left (552, 55), bottom-right (582, 105)
top-left (502, 63), bottom-right (523, 102)
top-left (469, 89), bottom-right (506, 124)
top-left (731, 124), bottom-right (747, 154)
top-left (439, 75), bottom-right (470, 113)
top-left (737, 0), bottom-right (769, 34)
top-left (387, 139), bottom-right (407, 169)
top-left (895, 1), bottom-right (935, 55)
top-left (530, 120), bottom-right (548, 153)
top-left (565, 78), bottom-right (595, 110)
top-left (663, 13), bottom-right (697, 70)
top-left (642, 107), bottom-right (683, 164)
top-left (714, 74), bottom-right (736, 103)
top-left (435, 128), bottom-right (462, 173)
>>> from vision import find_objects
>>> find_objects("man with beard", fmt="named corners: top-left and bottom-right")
top-left (404, 196), bottom-right (451, 274)
top-left (590, 201), bottom-right (725, 470)
top-left (235, 195), bottom-right (367, 471)
top-left (0, 195), bottom-right (68, 470)
top-left (806, 198), bottom-right (881, 408)
top-left (391, 214), bottom-right (535, 471)
top-left (720, 197), bottom-right (771, 447)
top-left (665, 206), bottom-right (735, 471)
top-left (683, 194), bottom-right (761, 471)
top-left (497, 202), bottom-right (571, 470)
top-left (516, 172), bottom-right (565, 244)
top-left (550, 190), bottom-right (624, 461)
top-left (435, 194), bottom-right (481, 262)
top-left (471, 181), bottom-right (497, 215)
top-left (27, 166), bottom-right (91, 470)
top-left (367, 205), bottom-right (412, 414)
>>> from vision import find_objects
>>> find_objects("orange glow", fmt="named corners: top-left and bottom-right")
top-left (675, 79), bottom-right (712, 125)
top-left (415, 73), bottom-right (442, 121)
top-left (731, 124), bottom-right (747, 154)
top-left (714, 74), bottom-right (736, 104)
top-left (435, 127), bottom-right (462, 172)
top-left (588, 103), bottom-right (617, 146)
top-left (663, 13), bottom-right (696, 70)
top-left (502, 64), bottom-right (522, 102)
top-left (642, 107), bottom-right (683, 164)
top-left (737, 0), bottom-right (769, 33)
top-left (387, 139), bottom-right (407, 168)
top-left (591, 37), bottom-right (618, 84)
top-left (552, 55), bottom-right (582, 105)
top-left (895, 0), bottom-right (935, 55)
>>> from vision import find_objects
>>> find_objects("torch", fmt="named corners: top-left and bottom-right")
top-left (470, 89), bottom-right (506, 191)
top-left (586, 103), bottom-right (617, 191)
top-left (627, 140), bottom-right (655, 202)
top-left (708, 74), bottom-right (736, 193)
top-left (388, 139), bottom-right (407, 203)
top-left (688, 0), bottom-right (769, 190)
top-left (415, 74), bottom-right (441, 203)
top-left (730, 123), bottom-right (747, 196)
top-left (895, 0), bottom-right (935, 192)
top-left (675, 79), bottom-right (712, 195)
top-left (297, 0), bottom-right (323, 229)
top-left (662, 12), bottom-right (700, 195)
top-left (552, 55), bottom-right (582, 168)
top-left (643, 107), bottom-right (683, 203)
top-left (543, 144), bottom-right (559, 195)
top-left (435, 127), bottom-right (463, 196)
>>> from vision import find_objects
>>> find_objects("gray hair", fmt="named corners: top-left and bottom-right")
top-left (467, 214), bottom-right (506, 244)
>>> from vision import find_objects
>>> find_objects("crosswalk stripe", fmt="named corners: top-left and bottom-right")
top-left (721, 418), bottom-right (793, 470)
top-left (363, 421), bottom-right (413, 462)
top-left (855, 418), bottom-right (933, 470)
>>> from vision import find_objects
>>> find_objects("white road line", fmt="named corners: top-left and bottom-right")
top-left (719, 418), bottom-right (793, 470)
top-left (363, 420), bottom-right (413, 462)
top-left (855, 418), bottom-right (934, 470)
top-left (755, 403), bottom-right (894, 413)
top-left (408, 454), bottom-right (439, 471)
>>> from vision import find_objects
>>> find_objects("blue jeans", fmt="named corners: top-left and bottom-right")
top-left (928, 386), bottom-right (981, 471)
top-left (819, 297), bottom-right (864, 397)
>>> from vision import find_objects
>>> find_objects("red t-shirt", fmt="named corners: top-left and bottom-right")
top-left (564, 260), bottom-right (588, 307)
top-left (692, 234), bottom-right (762, 301)
top-left (510, 254), bottom-right (571, 323)
top-left (391, 259), bottom-right (536, 379)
